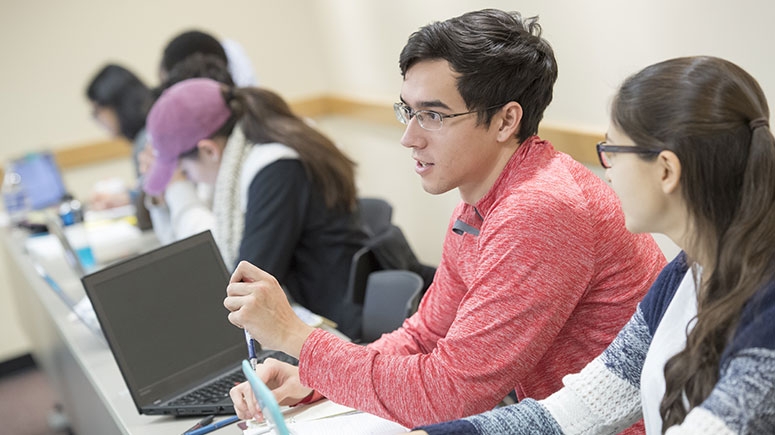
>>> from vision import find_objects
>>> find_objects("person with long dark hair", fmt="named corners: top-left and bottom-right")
top-left (412, 56), bottom-right (775, 434)
top-left (143, 78), bottom-right (366, 337)
top-left (138, 53), bottom-right (235, 243)
top-left (159, 29), bottom-right (256, 87)
top-left (86, 64), bottom-right (154, 215)
top-left (86, 64), bottom-right (153, 175)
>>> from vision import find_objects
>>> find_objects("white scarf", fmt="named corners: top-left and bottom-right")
top-left (212, 125), bottom-right (299, 268)
top-left (640, 268), bottom-right (699, 434)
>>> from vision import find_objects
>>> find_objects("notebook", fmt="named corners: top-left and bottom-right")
top-left (81, 230), bottom-right (247, 416)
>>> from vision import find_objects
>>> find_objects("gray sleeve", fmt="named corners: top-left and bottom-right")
top-left (538, 309), bottom-right (649, 434)
top-left (416, 399), bottom-right (563, 435)
top-left (665, 348), bottom-right (775, 434)
top-left (417, 309), bottom-right (652, 435)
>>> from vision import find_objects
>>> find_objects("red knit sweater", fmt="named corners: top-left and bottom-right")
top-left (298, 137), bottom-right (666, 428)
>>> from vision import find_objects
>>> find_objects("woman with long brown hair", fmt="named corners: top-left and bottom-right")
top-left (412, 56), bottom-right (775, 433)
top-left (143, 78), bottom-right (366, 338)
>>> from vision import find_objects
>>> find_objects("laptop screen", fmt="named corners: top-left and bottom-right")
top-left (11, 152), bottom-right (67, 210)
top-left (82, 231), bottom-right (246, 409)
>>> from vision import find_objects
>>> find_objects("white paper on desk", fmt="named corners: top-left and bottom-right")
top-left (284, 399), bottom-right (354, 422)
top-left (85, 219), bottom-right (142, 264)
top-left (241, 400), bottom-right (356, 434)
top-left (242, 412), bottom-right (408, 435)
top-left (289, 412), bottom-right (408, 434)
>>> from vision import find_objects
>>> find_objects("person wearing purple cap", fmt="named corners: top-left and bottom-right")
top-left (144, 78), bottom-right (366, 338)
top-left (140, 52), bottom-right (236, 244)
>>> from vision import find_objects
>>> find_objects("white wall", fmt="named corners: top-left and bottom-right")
top-left (315, 0), bottom-right (775, 132)
top-left (3, 0), bottom-right (773, 160)
top-left (0, 0), bottom-right (328, 157)
top-left (0, 0), bottom-right (770, 360)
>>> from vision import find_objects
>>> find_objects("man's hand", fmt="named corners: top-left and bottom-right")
top-left (229, 358), bottom-right (313, 420)
top-left (223, 261), bottom-right (315, 357)
top-left (89, 190), bottom-right (130, 210)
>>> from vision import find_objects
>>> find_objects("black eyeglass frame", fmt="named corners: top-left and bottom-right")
top-left (393, 102), bottom-right (505, 131)
top-left (596, 141), bottom-right (662, 169)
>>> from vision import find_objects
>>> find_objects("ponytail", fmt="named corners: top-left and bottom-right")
top-left (214, 86), bottom-right (357, 212)
top-left (660, 117), bottom-right (775, 430)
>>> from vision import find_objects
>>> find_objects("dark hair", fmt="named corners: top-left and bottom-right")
top-left (399, 9), bottom-right (557, 142)
top-left (611, 56), bottom-right (775, 432)
top-left (161, 30), bottom-right (227, 76)
top-left (153, 53), bottom-right (235, 99)
top-left (86, 64), bottom-right (153, 141)
top-left (211, 86), bottom-right (357, 212)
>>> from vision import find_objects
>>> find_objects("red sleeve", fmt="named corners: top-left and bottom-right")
top-left (298, 194), bottom-right (602, 427)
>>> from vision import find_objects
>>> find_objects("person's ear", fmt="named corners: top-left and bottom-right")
top-left (197, 139), bottom-right (223, 163)
top-left (658, 150), bottom-right (681, 194)
top-left (495, 102), bottom-right (523, 142)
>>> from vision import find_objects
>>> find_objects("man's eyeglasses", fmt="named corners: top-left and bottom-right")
top-left (393, 102), bottom-right (503, 131)
top-left (596, 141), bottom-right (661, 169)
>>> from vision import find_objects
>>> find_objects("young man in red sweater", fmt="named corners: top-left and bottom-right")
top-left (224, 9), bottom-right (665, 429)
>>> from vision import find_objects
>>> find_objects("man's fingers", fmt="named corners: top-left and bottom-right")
top-left (244, 385), bottom-right (260, 419)
top-left (229, 261), bottom-right (275, 284)
top-left (223, 295), bottom-right (238, 311)
top-left (271, 384), bottom-right (304, 407)
top-left (230, 381), bottom-right (262, 421)
top-left (226, 310), bottom-right (245, 329)
top-left (229, 382), bottom-right (253, 421)
top-left (225, 281), bottom-right (257, 297)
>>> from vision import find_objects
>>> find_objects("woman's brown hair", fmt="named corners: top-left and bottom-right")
top-left (213, 86), bottom-right (357, 212)
top-left (611, 56), bottom-right (775, 431)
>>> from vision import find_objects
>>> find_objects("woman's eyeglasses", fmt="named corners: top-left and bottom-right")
top-left (596, 141), bottom-right (661, 169)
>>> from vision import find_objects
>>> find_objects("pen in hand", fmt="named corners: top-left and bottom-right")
top-left (245, 330), bottom-right (258, 370)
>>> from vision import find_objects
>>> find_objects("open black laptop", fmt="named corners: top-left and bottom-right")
top-left (81, 231), bottom-right (246, 416)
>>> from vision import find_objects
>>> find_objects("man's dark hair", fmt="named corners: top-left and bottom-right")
top-left (86, 64), bottom-right (153, 141)
top-left (161, 30), bottom-right (227, 75)
top-left (399, 9), bottom-right (558, 142)
top-left (153, 53), bottom-right (235, 100)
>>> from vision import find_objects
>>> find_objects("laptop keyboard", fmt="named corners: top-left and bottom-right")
top-left (168, 351), bottom-right (299, 407)
top-left (169, 371), bottom-right (245, 406)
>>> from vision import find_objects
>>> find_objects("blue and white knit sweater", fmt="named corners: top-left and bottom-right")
top-left (417, 253), bottom-right (775, 434)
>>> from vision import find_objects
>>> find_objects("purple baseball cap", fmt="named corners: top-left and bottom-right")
top-left (143, 78), bottom-right (231, 196)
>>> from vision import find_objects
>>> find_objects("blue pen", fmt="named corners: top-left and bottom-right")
top-left (185, 415), bottom-right (239, 435)
top-left (33, 263), bottom-right (71, 301)
top-left (245, 330), bottom-right (258, 370)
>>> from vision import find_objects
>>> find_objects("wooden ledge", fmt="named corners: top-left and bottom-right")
top-left (54, 138), bottom-right (133, 168)
top-left (1, 96), bottom-right (603, 182)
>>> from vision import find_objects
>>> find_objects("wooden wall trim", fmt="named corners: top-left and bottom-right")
top-left (537, 125), bottom-right (603, 165)
top-left (2, 96), bottom-right (602, 182)
top-left (53, 138), bottom-right (132, 169)
top-left (0, 138), bottom-right (132, 183)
